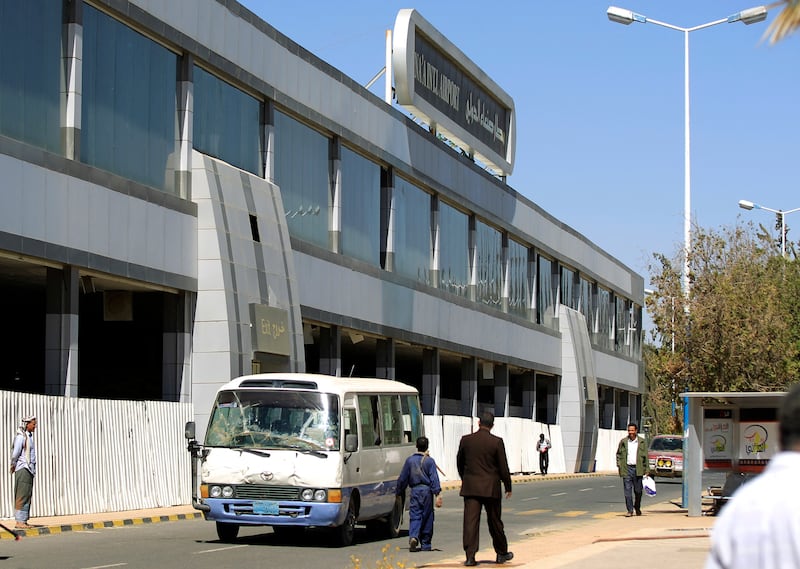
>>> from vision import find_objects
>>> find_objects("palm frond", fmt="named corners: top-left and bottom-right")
top-left (765, 0), bottom-right (800, 44)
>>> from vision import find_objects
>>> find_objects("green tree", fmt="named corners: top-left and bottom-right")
top-left (644, 221), bottom-right (800, 428)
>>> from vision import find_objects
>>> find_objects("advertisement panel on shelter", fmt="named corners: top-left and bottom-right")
top-left (738, 421), bottom-right (778, 460)
top-left (703, 412), bottom-right (733, 461)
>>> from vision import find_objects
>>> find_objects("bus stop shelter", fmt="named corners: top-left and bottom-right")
top-left (681, 391), bottom-right (787, 516)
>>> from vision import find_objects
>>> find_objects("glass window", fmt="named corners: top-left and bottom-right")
top-left (615, 296), bottom-right (628, 352)
top-left (205, 389), bottom-right (340, 451)
top-left (380, 395), bottom-right (403, 446)
top-left (560, 266), bottom-right (577, 309)
top-left (507, 238), bottom-right (530, 318)
top-left (536, 255), bottom-right (557, 328)
top-left (578, 276), bottom-right (593, 325)
top-left (341, 146), bottom-right (380, 265)
top-left (475, 220), bottom-right (502, 308)
top-left (400, 394), bottom-right (423, 443)
top-left (273, 110), bottom-right (330, 248)
top-left (193, 66), bottom-right (261, 175)
top-left (439, 202), bottom-right (469, 298)
top-left (82, 5), bottom-right (177, 193)
top-left (358, 395), bottom-right (381, 448)
top-left (393, 177), bottom-right (431, 283)
top-left (0, 0), bottom-right (62, 152)
top-left (631, 304), bottom-right (642, 358)
top-left (595, 287), bottom-right (612, 349)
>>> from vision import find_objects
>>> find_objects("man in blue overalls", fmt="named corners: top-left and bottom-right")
top-left (396, 436), bottom-right (442, 552)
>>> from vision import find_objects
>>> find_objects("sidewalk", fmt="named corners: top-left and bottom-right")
top-left (2, 474), bottom-right (718, 569)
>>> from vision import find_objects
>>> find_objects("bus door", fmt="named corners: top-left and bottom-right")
top-left (356, 394), bottom-right (388, 519)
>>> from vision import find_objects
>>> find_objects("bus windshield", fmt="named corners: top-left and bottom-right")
top-left (205, 390), bottom-right (340, 451)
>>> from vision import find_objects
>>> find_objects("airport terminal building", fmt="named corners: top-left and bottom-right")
top-left (0, 0), bottom-right (644, 476)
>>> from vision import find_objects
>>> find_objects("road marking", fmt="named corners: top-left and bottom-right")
top-left (593, 512), bottom-right (619, 519)
top-left (551, 492), bottom-right (567, 496)
top-left (518, 509), bottom-right (551, 516)
top-left (521, 496), bottom-right (540, 501)
top-left (578, 488), bottom-right (592, 492)
top-left (603, 485), bottom-right (616, 488)
top-left (195, 545), bottom-right (249, 554)
top-left (556, 510), bottom-right (588, 517)
top-left (80, 564), bottom-right (127, 569)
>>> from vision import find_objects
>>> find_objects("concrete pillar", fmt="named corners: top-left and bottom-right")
top-left (61, 0), bottom-right (82, 160)
top-left (319, 326), bottom-right (341, 376)
top-left (460, 357), bottom-right (477, 418)
top-left (45, 266), bottom-right (80, 397)
top-left (263, 100), bottom-right (275, 181)
top-left (493, 364), bottom-right (509, 418)
top-left (329, 137), bottom-right (341, 254)
top-left (174, 54), bottom-right (193, 199)
top-left (422, 348), bottom-right (440, 415)
top-left (375, 338), bottom-right (395, 380)
top-left (430, 195), bottom-right (440, 288)
top-left (521, 371), bottom-right (535, 420)
top-left (163, 291), bottom-right (192, 402)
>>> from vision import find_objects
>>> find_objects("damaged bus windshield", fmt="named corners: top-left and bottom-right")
top-left (205, 390), bottom-right (340, 451)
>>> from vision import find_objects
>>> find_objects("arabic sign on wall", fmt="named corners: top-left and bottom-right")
top-left (738, 421), bottom-right (778, 460)
top-left (703, 416), bottom-right (733, 460)
top-left (250, 304), bottom-right (290, 356)
top-left (392, 9), bottom-right (516, 176)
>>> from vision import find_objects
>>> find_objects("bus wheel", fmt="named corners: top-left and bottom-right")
top-left (216, 522), bottom-right (240, 542)
top-left (335, 501), bottom-right (357, 547)
top-left (385, 495), bottom-right (403, 538)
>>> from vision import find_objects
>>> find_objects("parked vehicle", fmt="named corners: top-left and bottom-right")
top-left (185, 373), bottom-right (423, 546)
top-left (647, 435), bottom-right (684, 478)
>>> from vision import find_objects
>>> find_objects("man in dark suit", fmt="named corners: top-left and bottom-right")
top-left (456, 411), bottom-right (513, 566)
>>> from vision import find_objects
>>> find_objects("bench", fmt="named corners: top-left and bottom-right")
top-left (704, 471), bottom-right (757, 516)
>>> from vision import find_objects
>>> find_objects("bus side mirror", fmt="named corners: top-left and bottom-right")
top-left (185, 421), bottom-right (196, 440)
top-left (345, 434), bottom-right (359, 452)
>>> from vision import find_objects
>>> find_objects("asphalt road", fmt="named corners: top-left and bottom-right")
top-left (1, 475), bottom-right (686, 569)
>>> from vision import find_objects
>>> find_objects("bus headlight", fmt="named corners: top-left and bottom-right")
top-left (208, 485), bottom-right (234, 498)
top-left (301, 488), bottom-right (328, 501)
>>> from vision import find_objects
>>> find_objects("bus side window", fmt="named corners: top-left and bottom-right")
top-left (380, 395), bottom-right (403, 445)
top-left (359, 395), bottom-right (381, 447)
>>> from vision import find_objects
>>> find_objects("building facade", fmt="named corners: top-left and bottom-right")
top-left (0, 0), bottom-right (643, 473)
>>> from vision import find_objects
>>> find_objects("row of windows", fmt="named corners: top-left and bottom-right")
top-left (0, 0), bottom-right (641, 358)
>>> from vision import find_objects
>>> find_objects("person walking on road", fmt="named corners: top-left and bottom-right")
top-left (396, 436), bottom-right (442, 552)
top-left (456, 411), bottom-right (513, 567)
top-left (705, 383), bottom-right (800, 569)
top-left (616, 422), bottom-right (648, 517)
top-left (10, 415), bottom-right (37, 529)
top-left (536, 433), bottom-right (551, 475)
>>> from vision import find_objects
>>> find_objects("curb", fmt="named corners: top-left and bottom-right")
top-left (1, 512), bottom-right (203, 540)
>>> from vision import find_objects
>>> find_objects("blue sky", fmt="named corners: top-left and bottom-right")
top-left (240, 1), bottom-right (799, 286)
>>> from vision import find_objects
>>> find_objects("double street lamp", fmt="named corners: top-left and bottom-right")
top-left (607, 5), bottom-right (768, 297)
top-left (738, 199), bottom-right (800, 258)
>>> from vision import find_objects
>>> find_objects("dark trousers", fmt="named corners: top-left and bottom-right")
top-left (539, 451), bottom-right (549, 474)
top-left (462, 496), bottom-right (508, 558)
top-left (408, 486), bottom-right (435, 549)
top-left (623, 464), bottom-right (643, 513)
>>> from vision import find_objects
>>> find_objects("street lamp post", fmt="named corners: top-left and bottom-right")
top-left (607, 6), bottom-right (768, 298)
top-left (738, 199), bottom-right (800, 258)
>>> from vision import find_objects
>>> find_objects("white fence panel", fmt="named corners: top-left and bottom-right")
top-left (1, 390), bottom-right (192, 519)
top-left (596, 428), bottom-right (627, 473)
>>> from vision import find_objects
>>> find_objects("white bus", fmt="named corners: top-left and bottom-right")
top-left (185, 373), bottom-right (424, 546)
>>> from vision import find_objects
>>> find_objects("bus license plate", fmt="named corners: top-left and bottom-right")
top-left (253, 501), bottom-right (279, 515)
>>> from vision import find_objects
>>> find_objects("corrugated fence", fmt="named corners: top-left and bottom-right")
top-left (1, 390), bottom-right (193, 519)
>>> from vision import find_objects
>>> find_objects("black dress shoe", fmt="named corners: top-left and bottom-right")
top-left (464, 558), bottom-right (478, 566)
top-left (496, 552), bottom-right (514, 564)
top-left (635, 509), bottom-right (642, 516)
